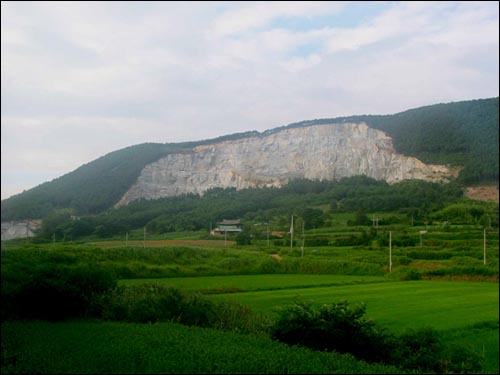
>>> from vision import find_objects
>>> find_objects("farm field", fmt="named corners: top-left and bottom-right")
top-left (207, 279), bottom-right (498, 331)
top-left (119, 274), bottom-right (388, 292)
top-left (116, 273), bottom-right (499, 373)
top-left (118, 275), bottom-right (498, 331)
top-left (1, 220), bottom-right (498, 374)
top-left (92, 239), bottom-right (236, 248)
top-left (1, 321), bottom-right (406, 374)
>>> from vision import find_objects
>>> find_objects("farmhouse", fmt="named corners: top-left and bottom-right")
top-left (211, 219), bottom-right (243, 235)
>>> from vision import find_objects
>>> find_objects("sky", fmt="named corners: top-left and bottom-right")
top-left (1, 1), bottom-right (499, 200)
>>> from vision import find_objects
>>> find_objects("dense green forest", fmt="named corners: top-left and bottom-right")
top-left (34, 176), bottom-right (498, 242)
top-left (1, 97), bottom-right (498, 222)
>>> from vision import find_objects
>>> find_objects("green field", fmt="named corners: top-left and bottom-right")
top-left (2, 222), bottom-right (498, 374)
top-left (1, 321), bottom-right (406, 374)
top-left (119, 274), bottom-right (387, 291)
top-left (115, 274), bottom-right (499, 373)
top-left (208, 280), bottom-right (498, 330)
top-left (120, 274), bottom-right (499, 330)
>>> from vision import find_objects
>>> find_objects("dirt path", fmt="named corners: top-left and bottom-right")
top-left (271, 254), bottom-right (282, 262)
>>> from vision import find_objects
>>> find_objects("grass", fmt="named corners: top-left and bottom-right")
top-left (118, 274), bottom-right (388, 292)
top-left (1, 320), bottom-right (407, 374)
top-left (210, 280), bottom-right (499, 331)
top-left (442, 322), bottom-right (499, 374)
top-left (91, 239), bottom-right (236, 248)
top-left (1, 222), bottom-right (498, 374)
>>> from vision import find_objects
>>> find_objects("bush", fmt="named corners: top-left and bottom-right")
top-left (270, 299), bottom-right (481, 373)
top-left (2, 264), bottom-right (116, 321)
top-left (306, 237), bottom-right (330, 246)
top-left (98, 284), bottom-right (270, 335)
top-left (393, 328), bottom-right (481, 373)
top-left (271, 299), bottom-right (392, 363)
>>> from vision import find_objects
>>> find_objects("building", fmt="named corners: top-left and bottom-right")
top-left (211, 219), bottom-right (243, 235)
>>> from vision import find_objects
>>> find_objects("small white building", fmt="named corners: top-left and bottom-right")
top-left (211, 219), bottom-right (243, 235)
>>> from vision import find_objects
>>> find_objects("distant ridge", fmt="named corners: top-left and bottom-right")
top-left (1, 97), bottom-right (498, 222)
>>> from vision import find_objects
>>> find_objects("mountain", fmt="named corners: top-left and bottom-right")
top-left (1, 97), bottom-right (498, 222)
top-left (115, 122), bottom-right (457, 207)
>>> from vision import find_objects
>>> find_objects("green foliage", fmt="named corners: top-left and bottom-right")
top-left (299, 208), bottom-right (325, 229)
top-left (1, 143), bottom-right (179, 221)
top-left (394, 328), bottom-right (481, 373)
top-left (1, 320), bottom-right (408, 374)
top-left (271, 299), bottom-right (392, 362)
top-left (26, 176), bottom-right (467, 240)
top-left (1, 264), bottom-right (116, 321)
top-left (235, 228), bottom-right (252, 245)
top-left (271, 300), bottom-right (482, 373)
top-left (348, 210), bottom-right (372, 226)
top-left (386, 267), bottom-right (422, 281)
top-left (281, 98), bottom-right (498, 183)
top-left (38, 208), bottom-right (73, 239)
top-left (2, 98), bottom-right (497, 224)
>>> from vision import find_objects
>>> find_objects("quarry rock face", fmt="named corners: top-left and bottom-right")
top-left (116, 123), bottom-right (457, 206)
top-left (1, 220), bottom-right (41, 241)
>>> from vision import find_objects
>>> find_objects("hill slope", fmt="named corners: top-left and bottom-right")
top-left (1, 97), bottom-right (498, 221)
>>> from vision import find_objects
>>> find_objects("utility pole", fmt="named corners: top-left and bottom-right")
top-left (419, 230), bottom-right (427, 247)
top-left (301, 220), bottom-right (305, 257)
top-left (267, 223), bottom-right (270, 248)
top-left (290, 215), bottom-right (294, 253)
top-left (389, 231), bottom-right (392, 272)
top-left (483, 228), bottom-right (486, 265)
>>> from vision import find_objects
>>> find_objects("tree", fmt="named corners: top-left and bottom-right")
top-left (38, 209), bottom-right (73, 239)
top-left (300, 208), bottom-right (325, 229)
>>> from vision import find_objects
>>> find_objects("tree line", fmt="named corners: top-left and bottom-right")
top-left (36, 176), bottom-right (494, 241)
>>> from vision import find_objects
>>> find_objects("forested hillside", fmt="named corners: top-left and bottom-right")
top-left (1, 97), bottom-right (498, 222)
top-left (38, 176), bottom-right (496, 241)
top-left (1, 143), bottom-right (178, 221)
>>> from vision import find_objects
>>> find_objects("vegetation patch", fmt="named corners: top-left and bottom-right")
top-left (271, 299), bottom-right (481, 373)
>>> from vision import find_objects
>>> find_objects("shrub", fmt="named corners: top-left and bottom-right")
top-left (270, 299), bottom-right (481, 373)
top-left (98, 284), bottom-right (270, 335)
top-left (2, 264), bottom-right (116, 321)
top-left (306, 237), bottom-right (330, 246)
top-left (271, 299), bottom-right (392, 363)
top-left (393, 328), bottom-right (481, 373)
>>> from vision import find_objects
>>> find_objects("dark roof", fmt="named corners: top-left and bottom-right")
top-left (219, 219), bottom-right (241, 225)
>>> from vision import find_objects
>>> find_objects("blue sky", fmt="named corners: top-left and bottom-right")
top-left (1, 1), bottom-right (499, 200)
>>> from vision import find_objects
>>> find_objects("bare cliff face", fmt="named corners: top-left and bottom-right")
top-left (116, 123), bottom-right (458, 207)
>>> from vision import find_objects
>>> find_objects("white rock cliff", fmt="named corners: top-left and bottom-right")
top-left (116, 123), bottom-right (457, 206)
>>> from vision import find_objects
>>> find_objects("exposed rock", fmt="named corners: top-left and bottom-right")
top-left (116, 123), bottom-right (458, 206)
top-left (1, 220), bottom-right (41, 241)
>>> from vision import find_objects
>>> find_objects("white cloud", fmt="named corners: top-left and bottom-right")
top-left (1, 1), bottom-right (498, 200)
top-left (281, 53), bottom-right (322, 73)
top-left (209, 1), bottom-right (343, 37)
